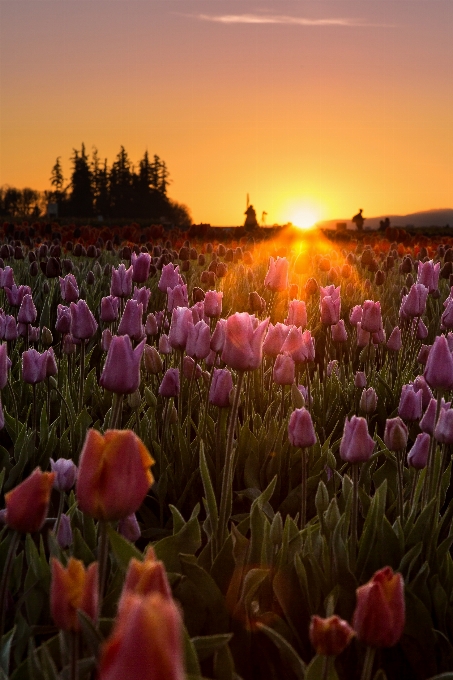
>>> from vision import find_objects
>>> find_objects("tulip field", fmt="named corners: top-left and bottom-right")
top-left (2, 221), bottom-right (453, 679)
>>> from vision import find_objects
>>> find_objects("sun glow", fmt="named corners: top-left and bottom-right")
top-left (286, 203), bottom-right (321, 231)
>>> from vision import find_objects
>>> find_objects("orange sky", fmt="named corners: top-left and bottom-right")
top-left (0, 1), bottom-right (452, 226)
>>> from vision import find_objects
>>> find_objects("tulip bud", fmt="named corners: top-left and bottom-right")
top-left (100, 336), bottom-right (145, 395)
top-left (434, 408), bottom-right (453, 444)
top-left (360, 387), bottom-right (377, 414)
top-left (159, 368), bottom-right (180, 398)
top-left (384, 417), bottom-right (408, 451)
top-left (398, 384), bottom-right (423, 421)
top-left (273, 353), bottom-right (296, 385)
top-left (41, 326), bottom-right (53, 347)
top-left (50, 458), bottom-right (78, 492)
top-left (143, 345), bottom-right (163, 374)
top-left (387, 327), bottom-right (402, 352)
top-left (118, 513), bottom-right (141, 542)
top-left (158, 334), bottom-right (172, 355)
top-left (209, 368), bottom-right (233, 408)
top-left (424, 335), bottom-right (453, 390)
top-left (354, 371), bottom-right (367, 389)
top-left (56, 513), bottom-right (73, 549)
top-left (309, 615), bottom-right (355, 656)
top-left (353, 567), bottom-right (405, 647)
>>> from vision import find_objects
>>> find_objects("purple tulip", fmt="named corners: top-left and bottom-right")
top-left (434, 408), bottom-right (453, 444)
top-left (340, 416), bottom-right (375, 462)
top-left (118, 513), bottom-right (141, 542)
top-left (110, 263), bottom-right (133, 298)
top-left (384, 417), bottom-right (408, 452)
top-left (416, 259), bottom-right (440, 293)
top-left (168, 307), bottom-right (193, 351)
top-left (167, 284), bottom-right (188, 312)
top-left (22, 348), bottom-right (48, 384)
top-left (273, 353), bottom-right (296, 385)
top-left (0, 266), bottom-right (15, 289)
top-left (355, 371), bottom-right (367, 388)
top-left (424, 335), bottom-right (453, 390)
top-left (70, 300), bottom-right (98, 340)
top-left (221, 312), bottom-right (269, 372)
top-left (117, 299), bottom-right (144, 341)
top-left (412, 375), bottom-right (433, 410)
top-left (185, 320), bottom-right (211, 360)
top-left (4, 316), bottom-right (17, 341)
top-left (288, 408), bottom-right (317, 448)
top-left (400, 283), bottom-right (428, 318)
top-left (320, 295), bottom-right (341, 325)
top-left (101, 328), bottom-right (113, 352)
top-left (0, 344), bottom-right (11, 390)
top-left (17, 294), bottom-right (37, 324)
top-left (331, 319), bottom-right (348, 343)
top-left (99, 335), bottom-right (145, 394)
top-left (132, 286), bottom-right (151, 313)
top-left (204, 290), bottom-right (223, 318)
top-left (398, 384), bottom-right (423, 421)
top-left (59, 274), bottom-right (79, 303)
top-left (159, 368), bottom-right (180, 397)
top-left (145, 313), bottom-right (158, 336)
top-left (361, 300), bottom-right (382, 334)
top-left (360, 387), bottom-right (377, 414)
top-left (183, 356), bottom-right (202, 380)
top-left (56, 514), bottom-right (73, 549)
top-left (285, 300), bottom-right (307, 329)
top-left (158, 334), bottom-right (172, 355)
top-left (209, 368), bottom-right (233, 408)
top-left (51, 458), bottom-right (78, 492)
top-left (158, 263), bottom-right (183, 293)
top-left (55, 304), bottom-right (71, 335)
top-left (387, 327), bottom-right (402, 352)
top-left (349, 305), bottom-right (363, 326)
top-left (210, 318), bottom-right (226, 354)
top-left (131, 252), bottom-right (151, 283)
top-left (100, 296), bottom-right (120, 323)
top-left (263, 323), bottom-right (291, 358)
top-left (5, 284), bottom-right (31, 307)
top-left (407, 433), bottom-right (430, 469)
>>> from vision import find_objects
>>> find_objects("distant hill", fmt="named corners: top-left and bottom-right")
top-left (318, 209), bottom-right (453, 231)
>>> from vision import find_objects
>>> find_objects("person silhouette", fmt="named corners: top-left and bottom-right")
top-left (352, 209), bottom-right (365, 231)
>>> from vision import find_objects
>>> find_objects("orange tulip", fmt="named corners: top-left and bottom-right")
top-left (119, 547), bottom-right (172, 609)
top-left (76, 429), bottom-right (154, 521)
top-left (353, 566), bottom-right (405, 647)
top-left (5, 468), bottom-right (55, 533)
top-left (98, 593), bottom-right (184, 680)
top-left (50, 557), bottom-right (99, 631)
top-left (309, 615), bottom-right (355, 656)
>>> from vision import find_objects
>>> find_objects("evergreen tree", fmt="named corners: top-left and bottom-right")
top-left (91, 148), bottom-right (110, 217)
top-left (69, 144), bottom-right (94, 217)
top-left (49, 157), bottom-right (65, 200)
top-left (109, 146), bottom-right (133, 218)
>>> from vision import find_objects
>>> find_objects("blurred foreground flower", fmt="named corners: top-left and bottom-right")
top-left (353, 566), bottom-right (405, 647)
top-left (5, 468), bottom-right (55, 533)
top-left (309, 615), bottom-right (355, 656)
top-left (51, 557), bottom-right (98, 631)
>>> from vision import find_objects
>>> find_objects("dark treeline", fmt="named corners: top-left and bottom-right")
top-left (1, 144), bottom-right (191, 227)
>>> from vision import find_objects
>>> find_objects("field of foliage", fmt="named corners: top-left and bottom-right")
top-left (1, 219), bottom-right (453, 680)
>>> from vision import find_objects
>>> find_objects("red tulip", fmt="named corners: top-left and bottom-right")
top-left (50, 557), bottom-right (98, 631)
top-left (5, 468), bottom-right (55, 533)
top-left (221, 312), bottom-right (269, 371)
top-left (353, 567), bottom-right (405, 647)
top-left (309, 615), bottom-right (355, 656)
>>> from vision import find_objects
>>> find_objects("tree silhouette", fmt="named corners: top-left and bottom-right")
top-left (68, 144), bottom-right (94, 217)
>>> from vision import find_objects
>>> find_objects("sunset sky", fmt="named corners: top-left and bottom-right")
top-left (0, 1), bottom-right (452, 226)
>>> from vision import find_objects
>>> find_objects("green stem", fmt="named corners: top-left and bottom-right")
top-left (69, 630), bottom-right (79, 680)
top-left (423, 390), bottom-right (443, 507)
top-left (78, 340), bottom-right (86, 412)
top-left (350, 464), bottom-right (359, 570)
top-left (300, 448), bottom-right (307, 530)
top-left (97, 520), bottom-right (109, 614)
top-left (360, 646), bottom-right (376, 680)
top-left (109, 393), bottom-right (124, 430)
top-left (396, 450), bottom-right (405, 520)
top-left (0, 530), bottom-right (20, 640)
top-left (217, 370), bottom-right (245, 550)
top-left (54, 491), bottom-right (65, 538)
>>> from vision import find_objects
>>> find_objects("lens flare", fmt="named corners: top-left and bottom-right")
top-left (287, 205), bottom-right (320, 231)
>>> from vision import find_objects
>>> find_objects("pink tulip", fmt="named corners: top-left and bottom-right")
top-left (167, 284), bottom-right (188, 312)
top-left (280, 326), bottom-right (307, 363)
top-left (441, 300), bottom-right (453, 329)
top-left (407, 433), bottom-right (430, 469)
top-left (349, 305), bottom-right (363, 326)
top-left (158, 334), bottom-right (172, 355)
top-left (320, 295), bottom-right (341, 325)
top-left (285, 300), bottom-right (307, 329)
top-left (400, 283), bottom-right (428, 318)
top-left (319, 284), bottom-right (340, 301)
top-left (420, 397), bottom-right (450, 435)
top-left (101, 296), bottom-right (120, 323)
top-left (110, 263), bottom-right (133, 298)
top-left (384, 417), bottom-right (408, 451)
top-left (361, 300), bottom-right (382, 334)
top-left (264, 256), bottom-right (289, 292)
top-left (360, 387), bottom-right (377, 414)
top-left (190, 301), bottom-right (205, 324)
top-left (209, 368), bottom-right (233, 408)
top-left (185, 320), bottom-right (211, 360)
top-left (273, 353), bottom-right (295, 385)
top-left (168, 307), bottom-right (193, 351)
top-left (417, 344), bottom-right (431, 365)
top-left (356, 322), bottom-right (371, 348)
top-left (331, 319), bottom-right (348, 343)
top-left (398, 384), bottom-right (422, 421)
top-left (133, 286), bottom-right (151, 313)
top-left (434, 408), bottom-right (453, 444)
top-left (59, 274), bottom-right (79, 303)
top-left (221, 312), bottom-right (269, 371)
top-left (55, 304), bottom-right (71, 335)
top-left (17, 294), bottom-right (37, 324)
top-left (412, 375), bottom-right (433, 409)
top-left (99, 336), bottom-right (145, 394)
top-left (424, 335), bottom-right (453, 390)
top-left (159, 368), bottom-right (180, 397)
top-left (0, 344), bottom-right (11, 390)
top-left (45, 348), bottom-right (58, 377)
top-left (288, 408), bottom-right (317, 448)
top-left (263, 323), bottom-right (291, 358)
top-left (183, 356), bottom-right (202, 380)
top-left (387, 327), bottom-right (402, 352)
top-left (204, 290), bottom-right (223, 318)
top-left (416, 259), bottom-right (440, 293)
top-left (118, 300), bottom-right (144, 341)
top-left (355, 371), bottom-right (366, 388)
top-left (339, 416), bottom-right (375, 463)
top-left (131, 252), bottom-right (151, 283)
top-left (158, 263), bottom-right (183, 293)
top-left (22, 348), bottom-right (48, 384)
top-left (5, 284), bottom-right (31, 307)
top-left (4, 316), bottom-right (17, 341)
top-left (210, 318), bottom-right (226, 354)
top-left (102, 329), bottom-right (113, 352)
top-left (145, 313), bottom-right (158, 336)
top-left (70, 300), bottom-right (98, 340)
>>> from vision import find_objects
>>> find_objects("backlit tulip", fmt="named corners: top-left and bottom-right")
top-left (263, 322), bottom-right (291, 358)
top-left (280, 326), bottom-right (307, 363)
top-left (120, 546), bottom-right (172, 603)
top-left (400, 283), bottom-right (428, 318)
top-left (320, 294), bottom-right (341, 325)
top-left (339, 416), bottom-right (375, 463)
top-left (158, 262), bottom-right (183, 292)
top-left (349, 305), bottom-right (363, 326)
top-left (204, 290), bottom-right (223, 318)
top-left (221, 312), bottom-right (269, 371)
top-left (159, 334), bottom-right (172, 355)
top-left (98, 593), bottom-right (184, 680)
top-left (331, 319), bottom-right (348, 343)
top-left (416, 259), bottom-right (440, 293)
top-left (288, 408), bottom-right (317, 448)
top-left (50, 558), bottom-right (98, 631)
top-left (76, 429), bottom-right (154, 521)
top-left (273, 353), bottom-right (295, 385)
top-left (353, 567), bottom-right (405, 647)
top-left (356, 322), bottom-right (371, 348)
top-left (264, 256), bottom-right (289, 292)
top-left (132, 286), bottom-right (151, 313)
top-left (398, 384), bottom-right (423, 421)
top-left (168, 306), bottom-right (193, 350)
top-left (5, 468), bottom-right (55, 533)
top-left (434, 407), bottom-right (453, 444)
top-left (185, 320), bottom-right (211, 360)
top-left (209, 368), bottom-right (233, 408)
top-left (167, 284), bottom-right (188, 312)
top-left (387, 327), bottom-right (402, 352)
top-left (361, 300), bottom-right (382, 334)
top-left (210, 318), bottom-right (226, 354)
top-left (285, 299), bottom-right (307, 328)
top-left (309, 615), bottom-right (355, 656)
top-left (360, 387), bottom-right (377, 414)
top-left (100, 335), bottom-right (145, 394)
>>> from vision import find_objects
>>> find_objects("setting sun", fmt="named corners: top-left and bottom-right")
top-left (287, 204), bottom-right (320, 230)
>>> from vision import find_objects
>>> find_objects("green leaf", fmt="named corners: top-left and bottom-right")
top-left (106, 525), bottom-right (142, 571)
top-left (154, 506), bottom-right (201, 572)
top-left (191, 634), bottom-right (233, 662)
top-left (257, 623), bottom-right (306, 679)
top-left (200, 445), bottom-right (218, 535)
top-left (305, 654), bottom-right (339, 680)
top-left (0, 627), bottom-right (16, 676)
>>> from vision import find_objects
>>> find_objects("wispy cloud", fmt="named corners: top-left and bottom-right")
top-left (193, 13), bottom-right (393, 28)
